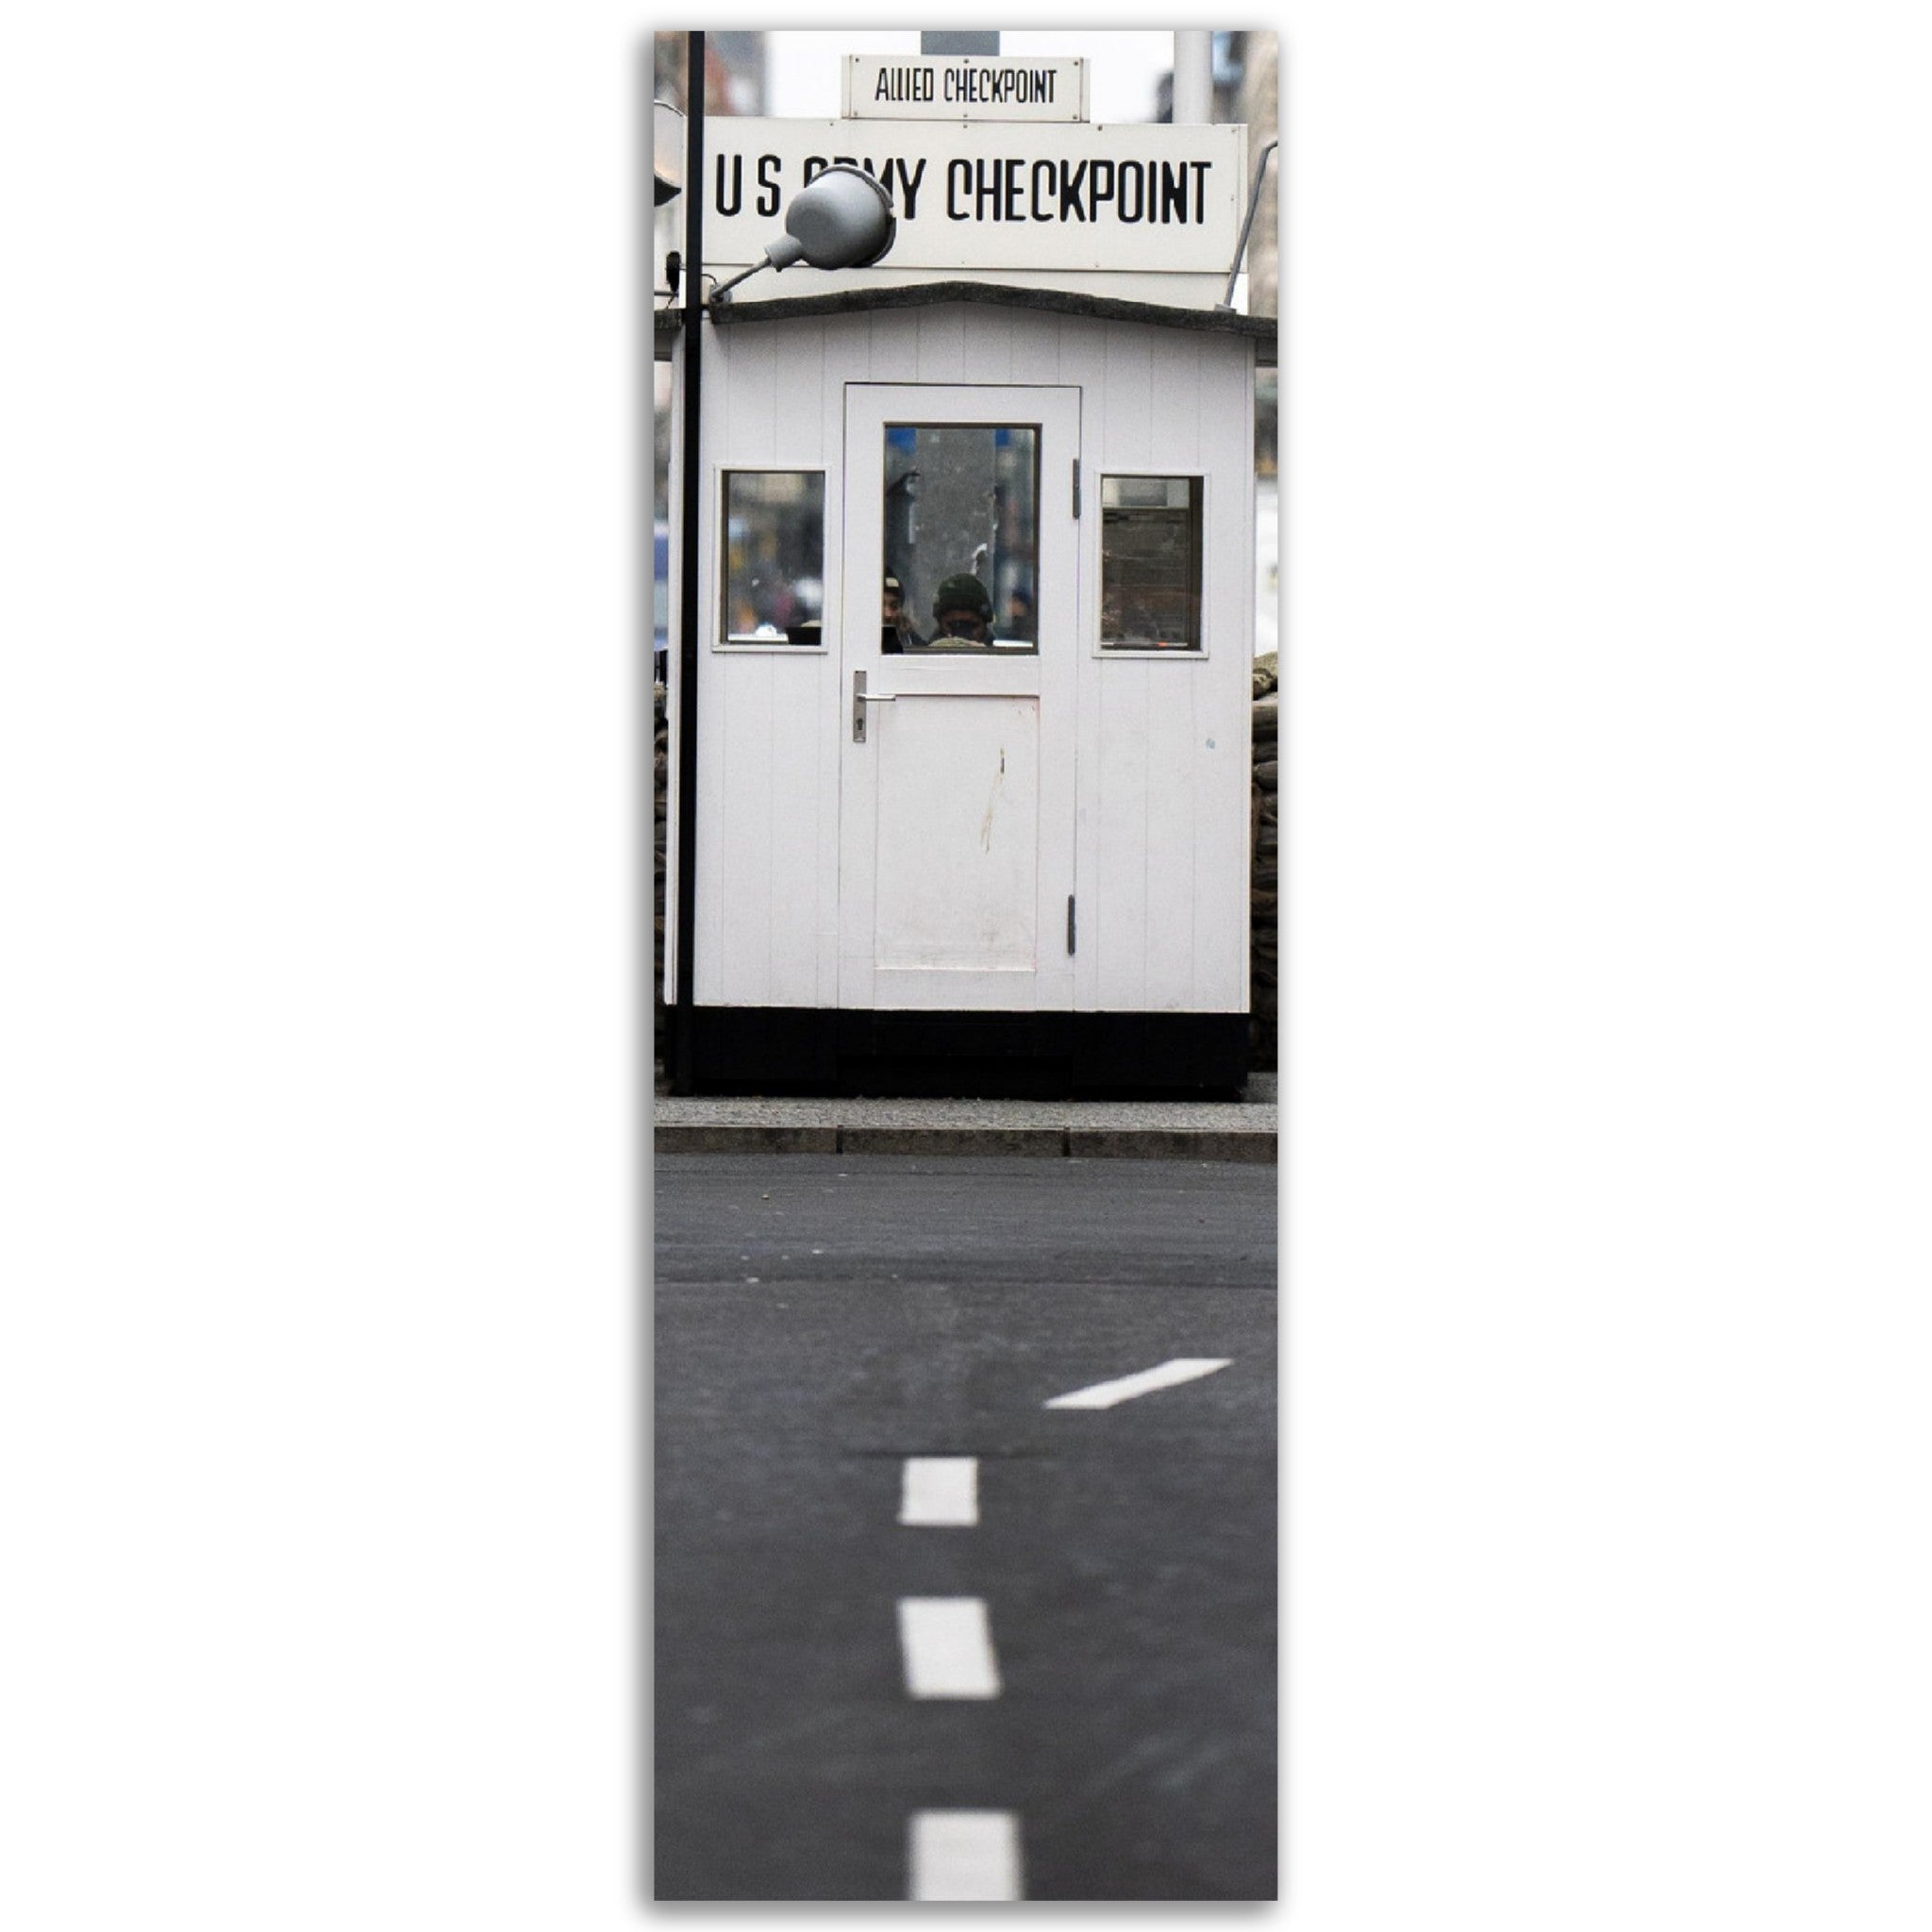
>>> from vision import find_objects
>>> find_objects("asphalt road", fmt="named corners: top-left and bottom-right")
top-left (652, 1154), bottom-right (1278, 1902)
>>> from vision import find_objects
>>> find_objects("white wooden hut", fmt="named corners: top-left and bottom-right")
top-left (655, 42), bottom-right (1277, 1094)
top-left (658, 278), bottom-right (1273, 1095)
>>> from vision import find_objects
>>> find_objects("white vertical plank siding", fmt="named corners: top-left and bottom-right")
top-left (767, 653), bottom-right (822, 1004)
top-left (768, 323), bottom-right (824, 453)
top-left (717, 652), bottom-right (774, 1006)
top-left (818, 316), bottom-right (868, 1003)
top-left (1134, 325), bottom-right (1211, 1006)
top-left (1093, 319), bottom-right (1157, 1012)
top-left (691, 332), bottom-right (728, 1002)
top-left (1058, 314), bottom-right (1106, 1016)
top-left (1008, 312), bottom-right (1062, 389)
top-left (722, 325), bottom-right (778, 463)
top-left (1194, 341), bottom-right (1257, 1008)
top-left (1082, 325), bottom-right (1252, 1015)
top-left (661, 334), bottom-right (682, 997)
top-left (915, 304), bottom-right (968, 385)
top-left (1054, 308), bottom-right (1108, 403)
top-left (1146, 333), bottom-right (1204, 470)
top-left (758, 321), bottom-right (828, 1007)
top-left (1192, 709), bottom-right (1250, 1008)
top-left (963, 308), bottom-right (1016, 386)
top-left (697, 324), bottom-right (840, 1008)
top-left (869, 308), bottom-right (919, 384)
top-left (1143, 665), bottom-right (1199, 1005)
top-left (1099, 322), bottom-right (1155, 471)
top-left (1093, 663), bottom-right (1151, 1011)
top-left (1071, 552), bottom-right (1103, 1012)
top-left (680, 306), bottom-right (1256, 1024)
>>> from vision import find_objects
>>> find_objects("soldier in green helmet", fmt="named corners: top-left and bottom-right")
top-left (929, 572), bottom-right (994, 645)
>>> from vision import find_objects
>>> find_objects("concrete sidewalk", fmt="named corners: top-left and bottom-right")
top-left (653, 1072), bottom-right (1277, 1160)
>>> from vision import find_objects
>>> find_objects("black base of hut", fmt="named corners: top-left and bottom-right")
top-left (674, 1007), bottom-right (1251, 1100)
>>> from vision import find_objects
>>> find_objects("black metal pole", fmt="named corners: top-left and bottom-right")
top-left (672, 31), bottom-right (704, 1094)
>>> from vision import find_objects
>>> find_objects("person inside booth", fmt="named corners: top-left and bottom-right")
top-left (1004, 583), bottom-right (1036, 642)
top-left (882, 571), bottom-right (922, 652)
top-left (928, 573), bottom-right (994, 648)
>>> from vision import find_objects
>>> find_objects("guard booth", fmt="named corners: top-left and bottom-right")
top-left (657, 50), bottom-right (1276, 1097)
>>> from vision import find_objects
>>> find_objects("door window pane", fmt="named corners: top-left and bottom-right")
top-left (1100, 475), bottom-right (1204, 651)
top-left (882, 425), bottom-right (1039, 654)
top-left (721, 471), bottom-right (824, 644)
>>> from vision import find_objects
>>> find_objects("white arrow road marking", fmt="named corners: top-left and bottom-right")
top-left (908, 1809), bottom-right (1024, 1902)
top-left (1043, 1357), bottom-right (1234, 1410)
top-left (897, 1597), bottom-right (1001, 1699)
top-left (899, 1456), bottom-right (979, 1526)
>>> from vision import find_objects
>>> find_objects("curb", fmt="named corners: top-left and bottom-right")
top-left (655, 1124), bottom-right (1275, 1161)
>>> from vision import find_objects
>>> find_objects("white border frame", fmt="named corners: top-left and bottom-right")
top-left (1089, 468), bottom-right (1213, 660)
top-left (709, 463), bottom-right (832, 654)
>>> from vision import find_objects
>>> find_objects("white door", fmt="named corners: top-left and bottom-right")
top-left (840, 384), bottom-right (1081, 1011)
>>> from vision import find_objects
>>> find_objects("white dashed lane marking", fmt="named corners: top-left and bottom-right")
top-left (898, 1456), bottom-right (979, 1526)
top-left (897, 1596), bottom-right (1002, 1699)
top-left (1043, 1356), bottom-right (1233, 1409)
top-left (887, 1359), bottom-right (1234, 1890)
top-left (908, 1809), bottom-right (1024, 1901)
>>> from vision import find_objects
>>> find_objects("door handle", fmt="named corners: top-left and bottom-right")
top-left (852, 669), bottom-right (896, 742)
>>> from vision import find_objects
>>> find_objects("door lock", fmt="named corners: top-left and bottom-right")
top-left (852, 668), bottom-right (896, 742)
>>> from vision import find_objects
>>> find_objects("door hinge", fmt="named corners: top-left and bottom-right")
top-left (1071, 458), bottom-right (1082, 519)
top-left (1066, 894), bottom-right (1077, 954)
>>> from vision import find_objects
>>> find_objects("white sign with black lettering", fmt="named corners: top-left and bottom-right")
top-left (703, 119), bottom-right (1244, 275)
top-left (842, 54), bottom-right (1088, 123)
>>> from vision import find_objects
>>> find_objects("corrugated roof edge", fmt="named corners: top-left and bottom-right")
top-left (654, 280), bottom-right (1276, 365)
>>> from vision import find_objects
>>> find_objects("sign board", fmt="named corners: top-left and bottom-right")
top-left (703, 118), bottom-right (1245, 277)
top-left (841, 54), bottom-right (1088, 123)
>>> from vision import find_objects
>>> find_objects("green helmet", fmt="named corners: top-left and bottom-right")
top-left (931, 573), bottom-right (992, 623)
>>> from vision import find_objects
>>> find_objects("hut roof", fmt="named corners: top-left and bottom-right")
top-left (654, 278), bottom-right (1276, 366)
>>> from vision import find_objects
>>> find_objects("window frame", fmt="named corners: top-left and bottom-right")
top-left (879, 419), bottom-right (1044, 658)
top-left (711, 464), bottom-right (831, 653)
top-left (1090, 469), bottom-right (1212, 660)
